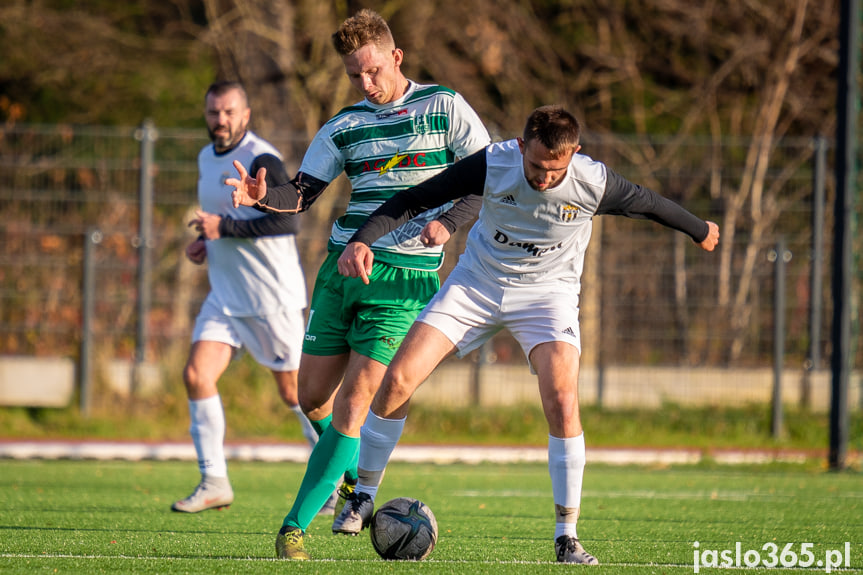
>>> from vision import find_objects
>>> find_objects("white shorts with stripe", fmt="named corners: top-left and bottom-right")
top-left (192, 294), bottom-right (304, 372)
top-left (416, 265), bottom-right (581, 366)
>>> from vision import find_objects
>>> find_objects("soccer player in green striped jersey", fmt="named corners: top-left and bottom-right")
top-left (228, 9), bottom-right (490, 560)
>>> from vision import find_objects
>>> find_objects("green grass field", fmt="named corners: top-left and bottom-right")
top-left (1, 459), bottom-right (860, 574)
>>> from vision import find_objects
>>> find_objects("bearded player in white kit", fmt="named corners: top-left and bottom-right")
top-left (172, 81), bottom-right (320, 513)
top-left (338, 105), bottom-right (720, 564)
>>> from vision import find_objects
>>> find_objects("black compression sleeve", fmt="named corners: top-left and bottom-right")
top-left (435, 193), bottom-right (482, 234)
top-left (597, 167), bottom-right (709, 242)
top-left (219, 153), bottom-right (301, 237)
top-left (351, 149), bottom-right (488, 245)
top-left (219, 212), bottom-right (299, 237)
top-left (252, 170), bottom-right (329, 214)
top-left (293, 172), bottom-right (329, 211)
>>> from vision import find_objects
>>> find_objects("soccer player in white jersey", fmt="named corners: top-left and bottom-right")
top-left (337, 105), bottom-right (720, 564)
top-left (172, 81), bottom-right (319, 513)
top-left (227, 10), bottom-right (490, 559)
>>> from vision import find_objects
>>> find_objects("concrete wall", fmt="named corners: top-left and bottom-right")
top-left (0, 357), bottom-right (163, 407)
top-left (415, 362), bottom-right (861, 412)
top-left (0, 356), bottom-right (75, 407)
top-left (0, 355), bottom-right (859, 412)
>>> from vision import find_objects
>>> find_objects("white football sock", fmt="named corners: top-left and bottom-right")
top-left (291, 404), bottom-right (318, 448)
top-left (549, 433), bottom-right (586, 539)
top-left (189, 395), bottom-right (228, 478)
top-left (355, 410), bottom-right (406, 499)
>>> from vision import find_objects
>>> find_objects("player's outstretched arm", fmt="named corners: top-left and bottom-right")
top-left (699, 221), bottom-right (720, 251)
top-left (338, 242), bottom-right (375, 285)
top-left (227, 160), bottom-right (267, 208)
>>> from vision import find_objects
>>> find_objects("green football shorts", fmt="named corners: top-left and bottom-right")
top-left (302, 251), bottom-right (440, 365)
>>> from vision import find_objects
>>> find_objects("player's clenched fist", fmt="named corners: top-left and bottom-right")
top-left (185, 238), bottom-right (207, 265)
top-left (227, 159), bottom-right (268, 208)
top-left (699, 221), bottom-right (720, 252)
top-left (338, 242), bottom-right (375, 285)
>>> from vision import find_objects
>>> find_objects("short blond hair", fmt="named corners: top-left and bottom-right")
top-left (332, 9), bottom-right (395, 56)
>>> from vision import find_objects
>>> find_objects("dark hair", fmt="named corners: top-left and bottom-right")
top-left (332, 9), bottom-right (395, 56)
top-left (523, 105), bottom-right (581, 158)
top-left (205, 81), bottom-right (249, 108)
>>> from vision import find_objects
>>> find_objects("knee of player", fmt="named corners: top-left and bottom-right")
top-left (297, 387), bottom-right (330, 415)
top-left (181, 363), bottom-right (197, 386)
top-left (381, 366), bottom-right (415, 395)
top-left (182, 364), bottom-right (216, 394)
top-left (277, 388), bottom-right (299, 407)
top-left (274, 373), bottom-right (300, 406)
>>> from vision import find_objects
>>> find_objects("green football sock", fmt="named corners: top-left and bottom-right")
top-left (311, 413), bottom-right (358, 485)
top-left (338, 415), bottom-right (359, 485)
top-left (284, 425), bottom-right (359, 531)
top-left (344, 454), bottom-right (359, 485)
top-left (310, 413), bottom-right (332, 437)
top-left (309, 413), bottom-right (357, 485)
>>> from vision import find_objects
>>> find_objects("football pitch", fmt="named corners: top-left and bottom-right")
top-left (1, 459), bottom-right (860, 574)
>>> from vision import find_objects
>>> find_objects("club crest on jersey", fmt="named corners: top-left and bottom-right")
top-left (413, 114), bottom-right (429, 135)
top-left (561, 204), bottom-right (580, 222)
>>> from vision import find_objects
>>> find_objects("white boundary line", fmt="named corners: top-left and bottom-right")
top-left (1, 554), bottom-right (860, 571)
top-left (0, 440), bottom-right (822, 465)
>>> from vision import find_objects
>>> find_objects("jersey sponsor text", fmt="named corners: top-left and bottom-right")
top-left (493, 230), bottom-right (565, 257)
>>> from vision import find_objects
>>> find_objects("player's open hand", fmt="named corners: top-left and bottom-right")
top-left (226, 160), bottom-right (267, 208)
top-left (420, 220), bottom-right (451, 246)
top-left (699, 221), bottom-right (720, 251)
top-left (338, 242), bottom-right (375, 285)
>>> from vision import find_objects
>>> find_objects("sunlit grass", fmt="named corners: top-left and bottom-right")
top-left (1, 459), bottom-right (861, 573)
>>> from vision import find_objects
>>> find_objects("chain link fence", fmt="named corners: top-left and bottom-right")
top-left (0, 122), bottom-right (860, 426)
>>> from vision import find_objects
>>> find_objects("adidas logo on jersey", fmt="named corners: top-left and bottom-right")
top-left (562, 326), bottom-right (576, 338)
top-left (501, 194), bottom-right (517, 206)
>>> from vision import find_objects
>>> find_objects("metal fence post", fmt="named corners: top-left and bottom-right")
top-left (133, 119), bottom-right (158, 398)
top-left (470, 343), bottom-right (491, 406)
top-left (830, 0), bottom-right (859, 471)
top-left (595, 217), bottom-right (605, 409)
top-left (80, 228), bottom-right (102, 416)
top-left (770, 237), bottom-right (791, 439)
top-left (803, 136), bottom-right (827, 409)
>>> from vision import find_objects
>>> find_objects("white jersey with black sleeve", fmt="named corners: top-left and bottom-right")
top-left (460, 139), bottom-right (606, 289)
top-left (350, 138), bottom-right (709, 294)
top-left (197, 131), bottom-right (307, 317)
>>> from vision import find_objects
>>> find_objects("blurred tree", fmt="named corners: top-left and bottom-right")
top-left (0, 1), bottom-right (839, 138)
top-left (0, 0), bottom-right (213, 126)
top-left (195, 0), bottom-right (350, 268)
top-left (0, 0), bottom-right (844, 366)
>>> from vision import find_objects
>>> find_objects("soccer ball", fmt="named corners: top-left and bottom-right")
top-left (369, 497), bottom-right (438, 560)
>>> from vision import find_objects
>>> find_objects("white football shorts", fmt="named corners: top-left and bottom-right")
top-left (192, 294), bottom-right (304, 372)
top-left (415, 264), bottom-right (581, 366)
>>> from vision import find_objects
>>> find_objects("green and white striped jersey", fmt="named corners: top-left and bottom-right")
top-left (300, 81), bottom-right (490, 270)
